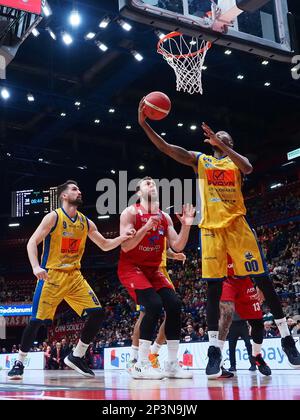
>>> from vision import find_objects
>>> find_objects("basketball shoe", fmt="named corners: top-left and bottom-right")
top-left (164, 361), bottom-right (193, 379)
top-left (131, 360), bottom-right (164, 380)
top-left (126, 358), bottom-right (137, 374)
top-left (7, 360), bottom-right (24, 380)
top-left (64, 351), bottom-right (95, 378)
top-left (253, 354), bottom-right (271, 376)
top-left (206, 346), bottom-right (222, 379)
top-left (281, 336), bottom-right (300, 368)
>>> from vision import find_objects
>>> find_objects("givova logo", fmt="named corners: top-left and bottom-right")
top-left (110, 350), bottom-right (119, 367)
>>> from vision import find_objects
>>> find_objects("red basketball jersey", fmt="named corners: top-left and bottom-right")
top-left (119, 204), bottom-right (169, 267)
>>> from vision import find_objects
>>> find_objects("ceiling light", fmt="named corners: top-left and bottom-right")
top-left (132, 51), bottom-right (143, 61)
top-left (161, 132), bottom-right (166, 136)
top-left (225, 49), bottom-right (232, 55)
top-left (111, 169), bottom-right (116, 174)
top-left (32, 28), bottom-right (40, 37)
top-left (69, 10), bottom-right (81, 27)
top-left (9, 223), bottom-right (20, 227)
top-left (74, 101), bottom-right (81, 106)
top-left (109, 108), bottom-right (115, 113)
top-left (94, 119), bottom-right (100, 124)
top-left (46, 27), bottom-right (56, 40)
top-left (61, 112), bottom-right (66, 117)
top-left (202, 65), bottom-right (207, 70)
top-left (77, 165), bottom-right (87, 170)
top-left (126, 125), bottom-right (132, 129)
top-left (155, 30), bottom-right (166, 40)
top-left (139, 165), bottom-right (145, 170)
top-left (27, 93), bottom-right (35, 102)
top-left (190, 125), bottom-right (197, 130)
top-left (98, 42), bottom-right (108, 52)
top-left (177, 123), bottom-right (183, 127)
top-left (1, 88), bottom-right (10, 99)
top-left (119, 20), bottom-right (132, 31)
top-left (62, 32), bottom-right (73, 45)
top-left (262, 60), bottom-right (269, 65)
top-left (99, 17), bottom-right (110, 29)
top-left (264, 82), bottom-right (271, 87)
top-left (38, 158), bottom-right (44, 162)
top-left (42, 3), bottom-right (52, 17)
top-left (237, 74), bottom-right (244, 80)
top-left (98, 215), bottom-right (110, 219)
top-left (6, 152), bottom-right (11, 157)
top-left (85, 32), bottom-right (96, 40)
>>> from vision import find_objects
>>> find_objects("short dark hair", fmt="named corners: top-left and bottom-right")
top-left (136, 176), bottom-right (153, 192)
top-left (57, 180), bottom-right (78, 200)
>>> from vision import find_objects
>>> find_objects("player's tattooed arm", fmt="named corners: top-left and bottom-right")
top-left (219, 301), bottom-right (235, 341)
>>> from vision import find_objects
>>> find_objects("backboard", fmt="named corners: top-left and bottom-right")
top-left (119, 0), bottom-right (296, 62)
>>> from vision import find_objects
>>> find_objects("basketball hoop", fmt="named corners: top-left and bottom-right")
top-left (157, 32), bottom-right (211, 95)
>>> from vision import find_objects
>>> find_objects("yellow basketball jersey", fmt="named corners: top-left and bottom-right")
top-left (197, 153), bottom-right (246, 229)
top-left (41, 208), bottom-right (89, 271)
top-left (159, 238), bottom-right (167, 268)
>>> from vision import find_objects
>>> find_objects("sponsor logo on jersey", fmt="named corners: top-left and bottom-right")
top-left (205, 169), bottom-right (235, 187)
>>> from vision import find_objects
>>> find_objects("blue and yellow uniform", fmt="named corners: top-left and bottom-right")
top-left (136, 238), bottom-right (174, 312)
top-left (197, 153), bottom-right (268, 280)
top-left (32, 208), bottom-right (101, 322)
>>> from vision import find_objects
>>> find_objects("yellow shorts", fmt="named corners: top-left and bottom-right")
top-left (200, 216), bottom-right (268, 280)
top-left (31, 269), bottom-right (102, 322)
top-left (135, 266), bottom-right (175, 312)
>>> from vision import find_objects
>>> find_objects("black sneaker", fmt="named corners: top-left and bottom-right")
top-left (281, 336), bottom-right (300, 368)
top-left (206, 346), bottom-right (222, 379)
top-left (7, 360), bottom-right (24, 380)
top-left (220, 367), bottom-right (234, 378)
top-left (254, 354), bottom-right (272, 376)
top-left (228, 366), bottom-right (236, 372)
top-left (64, 352), bottom-right (95, 378)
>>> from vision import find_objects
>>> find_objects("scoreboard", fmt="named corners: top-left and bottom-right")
top-left (11, 187), bottom-right (58, 217)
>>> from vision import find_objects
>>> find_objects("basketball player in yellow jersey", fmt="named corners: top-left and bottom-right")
top-left (127, 240), bottom-right (186, 372)
top-left (8, 180), bottom-right (135, 380)
top-left (138, 100), bottom-right (300, 377)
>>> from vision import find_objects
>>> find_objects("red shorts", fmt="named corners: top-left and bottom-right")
top-left (221, 276), bottom-right (263, 320)
top-left (118, 261), bottom-right (174, 302)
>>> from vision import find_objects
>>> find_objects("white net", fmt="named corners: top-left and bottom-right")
top-left (158, 34), bottom-right (211, 95)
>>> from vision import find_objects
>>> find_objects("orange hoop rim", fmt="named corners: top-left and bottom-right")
top-left (157, 31), bottom-right (212, 59)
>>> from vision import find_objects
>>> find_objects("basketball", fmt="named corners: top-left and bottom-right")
top-left (143, 91), bottom-right (171, 120)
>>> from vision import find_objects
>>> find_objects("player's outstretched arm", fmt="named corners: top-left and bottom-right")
top-left (27, 211), bottom-right (57, 280)
top-left (138, 98), bottom-right (197, 168)
top-left (88, 219), bottom-right (136, 251)
top-left (120, 207), bottom-right (160, 253)
top-left (165, 204), bottom-right (195, 252)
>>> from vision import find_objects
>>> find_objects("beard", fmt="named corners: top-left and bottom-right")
top-left (69, 197), bottom-right (83, 207)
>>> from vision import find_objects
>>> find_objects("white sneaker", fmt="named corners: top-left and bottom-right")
top-left (164, 361), bottom-right (193, 379)
top-left (126, 358), bottom-right (137, 375)
top-left (131, 361), bottom-right (164, 380)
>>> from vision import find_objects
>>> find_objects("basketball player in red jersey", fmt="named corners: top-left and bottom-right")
top-left (218, 256), bottom-right (271, 377)
top-left (118, 177), bottom-right (195, 379)
top-left (138, 99), bottom-right (300, 378)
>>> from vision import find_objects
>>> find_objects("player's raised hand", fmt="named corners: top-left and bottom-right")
top-left (33, 266), bottom-right (49, 281)
top-left (138, 97), bottom-right (147, 125)
top-left (145, 216), bottom-right (160, 231)
top-left (202, 122), bottom-right (222, 147)
top-left (121, 228), bottom-right (136, 242)
top-left (176, 204), bottom-right (195, 226)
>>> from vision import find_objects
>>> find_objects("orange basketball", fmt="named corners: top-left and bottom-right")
top-left (144, 91), bottom-right (171, 120)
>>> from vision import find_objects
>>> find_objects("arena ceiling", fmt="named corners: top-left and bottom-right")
top-left (0, 0), bottom-right (300, 217)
